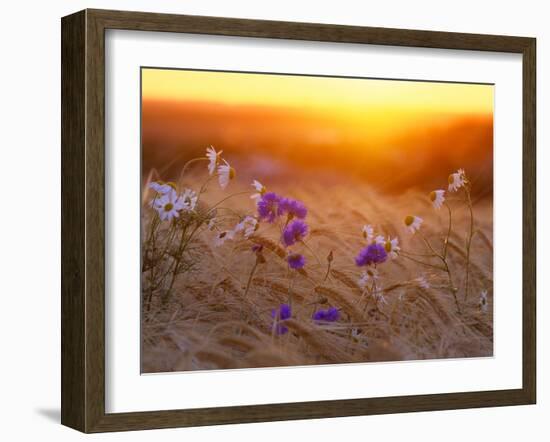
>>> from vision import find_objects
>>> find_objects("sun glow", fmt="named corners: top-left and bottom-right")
top-left (142, 68), bottom-right (493, 116)
top-left (141, 68), bottom-right (494, 192)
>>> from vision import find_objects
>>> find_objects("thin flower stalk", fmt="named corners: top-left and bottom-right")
top-left (243, 260), bottom-right (259, 299)
top-left (177, 156), bottom-right (209, 183)
top-left (399, 251), bottom-right (445, 271)
top-left (301, 239), bottom-right (322, 266)
top-left (442, 201), bottom-right (452, 259)
top-left (243, 251), bottom-right (265, 299)
top-left (418, 232), bottom-right (461, 313)
top-left (163, 223), bottom-right (190, 303)
top-left (463, 184), bottom-right (475, 301)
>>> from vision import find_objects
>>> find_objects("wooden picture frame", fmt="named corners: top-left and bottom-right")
top-left (61, 8), bottom-right (536, 433)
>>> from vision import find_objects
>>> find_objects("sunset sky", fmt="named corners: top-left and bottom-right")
top-left (142, 68), bottom-right (493, 114)
top-left (141, 68), bottom-right (494, 194)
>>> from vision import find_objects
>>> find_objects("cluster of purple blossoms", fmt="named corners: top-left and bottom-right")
top-left (278, 197), bottom-right (308, 220)
top-left (312, 307), bottom-right (340, 322)
top-left (257, 192), bottom-right (309, 271)
top-left (355, 243), bottom-right (388, 267)
top-left (257, 193), bottom-right (308, 223)
top-left (287, 252), bottom-right (306, 270)
top-left (271, 303), bottom-right (292, 335)
top-left (256, 192), bottom-right (280, 223)
top-left (282, 219), bottom-right (309, 247)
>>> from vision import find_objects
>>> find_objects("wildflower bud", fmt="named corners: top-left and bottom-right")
top-left (327, 250), bottom-right (334, 262)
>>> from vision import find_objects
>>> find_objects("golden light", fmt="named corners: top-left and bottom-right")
top-left (142, 68), bottom-right (494, 116)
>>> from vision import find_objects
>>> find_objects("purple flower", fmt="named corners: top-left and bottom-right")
top-left (287, 253), bottom-right (306, 269)
top-left (282, 219), bottom-right (308, 246)
top-left (271, 303), bottom-right (292, 335)
top-left (355, 243), bottom-right (387, 267)
top-left (257, 192), bottom-right (280, 223)
top-left (313, 307), bottom-right (340, 322)
top-left (278, 198), bottom-right (308, 219)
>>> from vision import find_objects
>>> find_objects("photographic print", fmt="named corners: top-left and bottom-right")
top-left (140, 68), bottom-right (494, 373)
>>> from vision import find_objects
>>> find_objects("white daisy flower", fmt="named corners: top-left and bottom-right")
top-left (250, 180), bottom-right (266, 200)
top-left (383, 236), bottom-right (400, 259)
top-left (362, 225), bottom-right (374, 242)
top-left (358, 267), bottom-right (379, 290)
top-left (149, 181), bottom-right (174, 195)
top-left (206, 145), bottom-right (222, 176)
top-left (153, 191), bottom-right (186, 221)
top-left (448, 169), bottom-right (466, 192)
top-left (180, 188), bottom-right (198, 212)
top-left (213, 229), bottom-right (235, 247)
top-left (374, 235), bottom-right (385, 245)
top-left (429, 189), bottom-right (446, 209)
top-left (479, 290), bottom-right (489, 313)
top-left (217, 160), bottom-right (236, 189)
top-left (208, 218), bottom-right (217, 230)
top-left (415, 275), bottom-right (430, 289)
top-left (234, 216), bottom-right (258, 239)
top-left (404, 215), bottom-right (423, 234)
top-left (148, 182), bottom-right (177, 208)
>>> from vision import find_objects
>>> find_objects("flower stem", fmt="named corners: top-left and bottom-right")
top-left (164, 224), bottom-right (188, 303)
top-left (177, 157), bottom-right (208, 184)
top-left (301, 239), bottom-right (322, 265)
top-left (399, 252), bottom-right (445, 271)
top-left (443, 202), bottom-right (452, 259)
top-left (442, 259), bottom-right (461, 314)
top-left (287, 270), bottom-right (295, 308)
top-left (243, 261), bottom-right (259, 299)
top-left (144, 214), bottom-right (160, 311)
top-left (464, 186), bottom-right (475, 301)
top-left (419, 232), bottom-right (461, 314)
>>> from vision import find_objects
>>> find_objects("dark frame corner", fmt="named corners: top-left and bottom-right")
top-left (61, 8), bottom-right (536, 433)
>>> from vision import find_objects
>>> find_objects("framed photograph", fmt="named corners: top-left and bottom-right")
top-left (61, 9), bottom-right (536, 433)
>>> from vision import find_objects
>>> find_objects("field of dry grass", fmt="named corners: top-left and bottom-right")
top-left (141, 168), bottom-right (493, 373)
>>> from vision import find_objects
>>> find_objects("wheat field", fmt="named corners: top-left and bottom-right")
top-left (141, 167), bottom-right (493, 373)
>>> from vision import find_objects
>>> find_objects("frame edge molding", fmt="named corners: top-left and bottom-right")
top-left (61, 9), bottom-right (87, 432)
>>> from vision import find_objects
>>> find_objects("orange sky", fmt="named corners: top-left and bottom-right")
top-left (141, 68), bottom-right (494, 194)
top-left (142, 68), bottom-right (493, 111)
top-left (142, 68), bottom-right (493, 137)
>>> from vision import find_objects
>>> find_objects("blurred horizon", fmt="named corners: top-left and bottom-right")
top-left (141, 69), bottom-right (494, 197)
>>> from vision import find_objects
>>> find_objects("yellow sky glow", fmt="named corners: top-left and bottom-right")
top-left (142, 68), bottom-right (494, 116)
